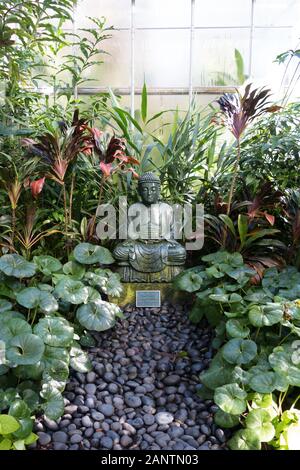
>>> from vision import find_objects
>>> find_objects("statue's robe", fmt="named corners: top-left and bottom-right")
top-left (114, 202), bottom-right (186, 277)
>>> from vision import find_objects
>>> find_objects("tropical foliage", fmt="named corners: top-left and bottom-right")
top-left (175, 252), bottom-right (300, 450)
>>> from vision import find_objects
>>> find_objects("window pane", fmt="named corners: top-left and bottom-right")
top-left (194, 0), bottom-right (252, 27)
top-left (135, 0), bottom-right (191, 28)
top-left (254, 0), bottom-right (300, 27)
top-left (80, 30), bottom-right (131, 88)
top-left (193, 28), bottom-right (250, 86)
top-left (135, 30), bottom-right (190, 87)
top-left (252, 27), bottom-right (295, 85)
top-left (75, 0), bottom-right (131, 28)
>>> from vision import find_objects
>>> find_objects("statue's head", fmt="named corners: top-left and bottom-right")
top-left (138, 172), bottom-right (161, 205)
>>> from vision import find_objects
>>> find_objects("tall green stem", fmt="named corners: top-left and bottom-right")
top-left (226, 138), bottom-right (241, 215)
top-left (63, 183), bottom-right (68, 235)
top-left (11, 206), bottom-right (16, 250)
top-left (90, 175), bottom-right (105, 239)
top-left (69, 174), bottom-right (75, 226)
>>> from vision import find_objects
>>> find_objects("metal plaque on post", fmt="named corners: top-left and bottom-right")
top-left (136, 290), bottom-right (161, 308)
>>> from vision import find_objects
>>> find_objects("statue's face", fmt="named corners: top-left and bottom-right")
top-left (139, 182), bottom-right (160, 205)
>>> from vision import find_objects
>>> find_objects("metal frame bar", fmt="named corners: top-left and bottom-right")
top-left (188, 0), bottom-right (195, 105)
top-left (47, 0), bottom-right (296, 101)
top-left (38, 86), bottom-right (236, 96)
top-left (248, 0), bottom-right (255, 78)
top-left (130, 0), bottom-right (135, 118)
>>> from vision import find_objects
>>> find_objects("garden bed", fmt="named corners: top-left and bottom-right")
top-left (33, 303), bottom-right (228, 451)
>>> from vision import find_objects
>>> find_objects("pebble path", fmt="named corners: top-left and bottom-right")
top-left (34, 303), bottom-right (229, 450)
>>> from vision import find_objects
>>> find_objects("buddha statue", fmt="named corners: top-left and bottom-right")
top-left (113, 172), bottom-right (186, 282)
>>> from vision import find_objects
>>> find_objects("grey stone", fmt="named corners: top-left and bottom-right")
top-left (155, 412), bottom-right (174, 425)
top-left (82, 416), bottom-right (93, 428)
top-left (53, 442), bottom-right (68, 450)
top-left (70, 434), bottom-right (83, 444)
top-left (86, 372), bottom-right (97, 383)
top-left (143, 414), bottom-right (155, 426)
top-left (69, 444), bottom-right (79, 450)
top-left (108, 383), bottom-right (119, 394)
top-left (130, 417), bottom-right (144, 429)
top-left (91, 411), bottom-right (105, 421)
top-left (84, 427), bottom-right (94, 438)
top-left (163, 375), bottom-right (181, 385)
top-left (37, 432), bottom-right (51, 446)
top-left (100, 436), bottom-right (113, 449)
top-left (64, 405), bottom-right (77, 415)
top-left (198, 442), bottom-right (211, 450)
top-left (125, 395), bottom-right (142, 408)
top-left (85, 397), bottom-right (95, 408)
top-left (99, 404), bottom-right (114, 417)
top-left (120, 435), bottom-right (133, 447)
top-left (52, 431), bottom-right (68, 444)
top-left (200, 424), bottom-right (211, 436)
top-left (44, 417), bottom-right (59, 431)
top-left (215, 428), bottom-right (226, 443)
top-left (85, 384), bottom-right (96, 395)
top-left (169, 427), bottom-right (184, 439)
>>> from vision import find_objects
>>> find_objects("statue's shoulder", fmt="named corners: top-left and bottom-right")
top-left (128, 202), bottom-right (146, 215)
top-left (159, 201), bottom-right (173, 211)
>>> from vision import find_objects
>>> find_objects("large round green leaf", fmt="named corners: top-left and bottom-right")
top-left (249, 371), bottom-right (288, 393)
top-left (0, 300), bottom-right (12, 313)
top-left (0, 317), bottom-right (31, 342)
top-left (14, 362), bottom-right (44, 380)
top-left (7, 334), bottom-right (45, 365)
top-left (63, 261), bottom-right (85, 280)
top-left (232, 366), bottom-right (251, 386)
top-left (21, 389), bottom-right (39, 411)
top-left (40, 384), bottom-right (64, 420)
top-left (0, 254), bottom-right (36, 278)
top-left (269, 348), bottom-right (300, 386)
top-left (174, 271), bottom-right (203, 292)
top-left (214, 383), bottom-right (247, 415)
top-left (33, 256), bottom-right (62, 276)
top-left (16, 287), bottom-right (58, 314)
top-left (250, 393), bottom-right (273, 409)
top-left (245, 409), bottom-right (275, 442)
top-left (70, 344), bottom-right (92, 373)
top-left (104, 273), bottom-right (123, 297)
top-left (226, 319), bottom-right (250, 339)
top-left (42, 345), bottom-right (70, 369)
top-left (0, 311), bottom-right (25, 326)
top-left (73, 243), bottom-right (114, 265)
top-left (200, 351), bottom-right (234, 390)
top-left (214, 409), bottom-right (240, 428)
top-left (12, 418), bottom-right (33, 440)
top-left (222, 338), bottom-right (257, 365)
top-left (34, 318), bottom-right (74, 348)
top-left (8, 400), bottom-right (31, 419)
top-left (85, 286), bottom-right (101, 302)
top-left (76, 299), bottom-right (120, 331)
top-left (0, 415), bottom-right (20, 435)
top-left (228, 429), bottom-right (261, 450)
top-left (44, 358), bottom-right (69, 382)
top-left (54, 278), bottom-right (89, 304)
top-left (248, 303), bottom-right (283, 327)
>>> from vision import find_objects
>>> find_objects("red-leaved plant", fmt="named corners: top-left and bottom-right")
top-left (215, 84), bottom-right (281, 215)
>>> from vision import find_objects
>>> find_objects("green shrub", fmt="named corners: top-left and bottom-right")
top-left (0, 244), bottom-right (122, 426)
top-left (175, 251), bottom-right (300, 450)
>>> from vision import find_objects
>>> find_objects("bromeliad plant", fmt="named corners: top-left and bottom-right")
top-left (0, 243), bottom-right (122, 430)
top-left (175, 251), bottom-right (300, 450)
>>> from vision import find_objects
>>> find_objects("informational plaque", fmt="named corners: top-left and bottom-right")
top-left (136, 290), bottom-right (161, 308)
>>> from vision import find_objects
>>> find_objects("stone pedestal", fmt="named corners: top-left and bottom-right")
top-left (108, 283), bottom-right (187, 308)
